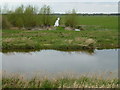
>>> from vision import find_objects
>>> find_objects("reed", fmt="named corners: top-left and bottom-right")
top-left (2, 73), bottom-right (119, 88)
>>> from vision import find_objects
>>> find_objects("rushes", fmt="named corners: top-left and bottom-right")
top-left (2, 74), bottom-right (119, 88)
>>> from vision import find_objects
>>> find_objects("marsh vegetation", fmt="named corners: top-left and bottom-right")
top-left (2, 74), bottom-right (118, 88)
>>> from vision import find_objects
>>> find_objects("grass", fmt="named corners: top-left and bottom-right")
top-left (2, 29), bottom-right (118, 51)
top-left (78, 16), bottom-right (118, 30)
top-left (2, 16), bottom-right (119, 51)
top-left (61, 16), bottom-right (118, 30)
top-left (2, 73), bottom-right (119, 88)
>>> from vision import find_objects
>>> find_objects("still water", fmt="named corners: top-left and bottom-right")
top-left (1, 49), bottom-right (118, 77)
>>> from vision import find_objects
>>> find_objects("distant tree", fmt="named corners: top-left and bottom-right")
top-left (15, 5), bottom-right (24, 28)
top-left (0, 7), bottom-right (1, 29)
top-left (0, 15), bottom-right (1, 29)
top-left (65, 9), bottom-right (78, 28)
top-left (24, 5), bottom-right (37, 28)
top-left (2, 5), bottom-right (56, 29)
top-left (39, 5), bottom-right (52, 27)
top-left (2, 16), bottom-right (12, 29)
top-left (0, 7), bottom-right (1, 14)
top-left (7, 5), bottom-right (24, 28)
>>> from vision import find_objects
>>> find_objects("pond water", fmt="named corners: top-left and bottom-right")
top-left (1, 49), bottom-right (118, 78)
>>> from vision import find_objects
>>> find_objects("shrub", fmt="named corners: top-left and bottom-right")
top-left (39, 5), bottom-right (53, 27)
top-left (65, 9), bottom-right (78, 28)
top-left (2, 16), bottom-right (12, 29)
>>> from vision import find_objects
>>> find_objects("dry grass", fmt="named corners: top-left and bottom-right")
top-left (2, 72), bottom-right (119, 88)
top-left (85, 39), bottom-right (96, 45)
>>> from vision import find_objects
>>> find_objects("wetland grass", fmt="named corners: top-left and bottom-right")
top-left (2, 73), bottom-right (119, 88)
top-left (2, 28), bottom-right (118, 51)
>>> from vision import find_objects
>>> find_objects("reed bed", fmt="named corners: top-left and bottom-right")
top-left (2, 72), bottom-right (119, 88)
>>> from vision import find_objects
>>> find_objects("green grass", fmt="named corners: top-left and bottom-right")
top-left (2, 30), bottom-right (119, 50)
top-left (61, 16), bottom-right (118, 30)
top-left (2, 74), bottom-right (119, 88)
top-left (2, 29), bottom-right (118, 51)
top-left (78, 16), bottom-right (118, 29)
top-left (2, 16), bottom-right (119, 51)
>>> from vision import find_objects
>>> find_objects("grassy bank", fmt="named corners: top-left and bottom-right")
top-left (2, 74), bottom-right (118, 88)
top-left (2, 29), bottom-right (118, 51)
top-left (2, 16), bottom-right (119, 51)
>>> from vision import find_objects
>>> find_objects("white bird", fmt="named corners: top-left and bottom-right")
top-left (54, 17), bottom-right (60, 27)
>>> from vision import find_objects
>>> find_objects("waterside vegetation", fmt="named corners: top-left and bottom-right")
top-left (2, 73), bottom-right (119, 88)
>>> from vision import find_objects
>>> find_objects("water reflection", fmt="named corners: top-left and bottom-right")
top-left (2, 49), bottom-right (95, 55)
top-left (2, 49), bottom-right (118, 78)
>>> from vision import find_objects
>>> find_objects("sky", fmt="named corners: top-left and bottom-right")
top-left (1, 0), bottom-right (119, 14)
top-left (1, 0), bottom-right (120, 2)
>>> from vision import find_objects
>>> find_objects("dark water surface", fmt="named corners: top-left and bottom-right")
top-left (1, 49), bottom-right (118, 78)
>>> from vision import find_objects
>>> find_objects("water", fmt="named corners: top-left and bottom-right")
top-left (1, 49), bottom-right (118, 78)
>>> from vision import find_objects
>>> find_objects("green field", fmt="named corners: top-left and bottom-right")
top-left (61, 16), bottom-right (118, 29)
top-left (78, 16), bottom-right (118, 29)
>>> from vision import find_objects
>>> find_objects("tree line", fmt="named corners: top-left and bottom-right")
top-left (2, 5), bottom-right (78, 29)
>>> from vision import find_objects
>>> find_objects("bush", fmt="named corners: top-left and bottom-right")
top-left (2, 16), bottom-right (12, 29)
top-left (5, 5), bottom-right (55, 28)
top-left (65, 9), bottom-right (78, 28)
top-left (6, 5), bottom-right (24, 28)
top-left (23, 5), bottom-right (37, 28)
top-left (0, 15), bottom-right (2, 29)
top-left (39, 5), bottom-right (53, 27)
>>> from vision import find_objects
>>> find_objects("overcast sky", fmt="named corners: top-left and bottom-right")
top-left (1, 0), bottom-right (119, 13)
